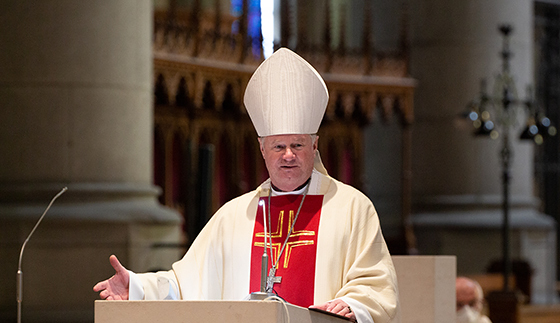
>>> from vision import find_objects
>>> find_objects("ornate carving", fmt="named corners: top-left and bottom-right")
top-left (152, 4), bottom-right (416, 252)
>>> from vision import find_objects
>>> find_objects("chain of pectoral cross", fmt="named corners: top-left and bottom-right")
top-left (265, 184), bottom-right (310, 293)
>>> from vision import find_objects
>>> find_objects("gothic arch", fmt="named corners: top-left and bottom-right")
top-left (175, 76), bottom-right (193, 110)
top-left (153, 125), bottom-right (166, 204)
top-left (221, 83), bottom-right (239, 116)
top-left (155, 73), bottom-right (170, 106)
top-left (202, 80), bottom-right (216, 110)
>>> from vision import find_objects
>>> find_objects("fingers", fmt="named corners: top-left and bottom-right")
top-left (100, 291), bottom-right (119, 300)
top-left (98, 288), bottom-right (120, 300)
top-left (311, 300), bottom-right (355, 319)
top-left (93, 255), bottom-right (125, 296)
top-left (109, 255), bottom-right (126, 274)
top-left (326, 301), bottom-right (346, 314)
top-left (92, 281), bottom-right (106, 292)
top-left (93, 255), bottom-right (120, 293)
top-left (309, 303), bottom-right (328, 310)
top-left (323, 299), bottom-right (340, 312)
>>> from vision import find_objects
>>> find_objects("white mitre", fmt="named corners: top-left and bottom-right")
top-left (243, 48), bottom-right (329, 137)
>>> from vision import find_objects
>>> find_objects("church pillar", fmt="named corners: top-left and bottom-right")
top-left (409, 0), bottom-right (557, 304)
top-left (0, 1), bottom-right (181, 321)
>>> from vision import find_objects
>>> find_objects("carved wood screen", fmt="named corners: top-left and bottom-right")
top-left (152, 2), bottom-right (416, 253)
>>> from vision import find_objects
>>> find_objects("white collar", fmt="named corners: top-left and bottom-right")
top-left (270, 183), bottom-right (308, 196)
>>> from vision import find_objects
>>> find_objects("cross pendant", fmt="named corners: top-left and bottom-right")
top-left (266, 267), bottom-right (282, 292)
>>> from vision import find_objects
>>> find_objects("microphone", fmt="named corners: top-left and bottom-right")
top-left (260, 200), bottom-right (268, 293)
top-left (17, 187), bottom-right (67, 323)
top-left (249, 198), bottom-right (274, 300)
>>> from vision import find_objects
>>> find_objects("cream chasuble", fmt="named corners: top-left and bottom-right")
top-left (134, 154), bottom-right (400, 323)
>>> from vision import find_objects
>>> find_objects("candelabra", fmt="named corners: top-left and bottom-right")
top-left (465, 24), bottom-right (555, 294)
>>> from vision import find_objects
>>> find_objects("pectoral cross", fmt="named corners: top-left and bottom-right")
top-left (266, 267), bottom-right (282, 292)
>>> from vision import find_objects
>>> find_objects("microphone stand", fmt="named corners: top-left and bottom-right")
top-left (17, 187), bottom-right (67, 323)
top-left (249, 199), bottom-right (275, 301)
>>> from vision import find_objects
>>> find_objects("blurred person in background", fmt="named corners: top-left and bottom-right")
top-left (456, 276), bottom-right (492, 323)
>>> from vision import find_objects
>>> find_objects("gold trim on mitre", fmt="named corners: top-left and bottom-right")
top-left (243, 48), bottom-right (329, 137)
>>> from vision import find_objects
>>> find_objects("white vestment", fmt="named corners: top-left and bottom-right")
top-left (131, 156), bottom-right (400, 323)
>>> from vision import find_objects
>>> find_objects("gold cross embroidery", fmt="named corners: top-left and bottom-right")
top-left (283, 210), bottom-right (315, 268)
top-left (254, 209), bottom-right (316, 270)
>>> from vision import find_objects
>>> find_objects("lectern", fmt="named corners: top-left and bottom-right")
top-left (95, 300), bottom-right (349, 323)
top-left (95, 256), bottom-right (457, 323)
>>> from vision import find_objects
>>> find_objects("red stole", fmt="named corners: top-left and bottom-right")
top-left (250, 195), bottom-right (323, 307)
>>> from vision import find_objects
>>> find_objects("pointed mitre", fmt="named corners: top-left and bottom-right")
top-left (243, 48), bottom-right (329, 137)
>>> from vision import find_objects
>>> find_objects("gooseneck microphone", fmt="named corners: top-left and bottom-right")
top-left (17, 187), bottom-right (67, 323)
top-left (260, 200), bottom-right (268, 293)
top-left (249, 198), bottom-right (275, 300)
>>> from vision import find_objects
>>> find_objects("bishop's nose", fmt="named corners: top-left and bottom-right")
top-left (283, 147), bottom-right (295, 160)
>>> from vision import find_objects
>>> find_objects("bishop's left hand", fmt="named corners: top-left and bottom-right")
top-left (310, 299), bottom-right (357, 322)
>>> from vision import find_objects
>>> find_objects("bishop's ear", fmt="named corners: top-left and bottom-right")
top-left (312, 135), bottom-right (319, 151)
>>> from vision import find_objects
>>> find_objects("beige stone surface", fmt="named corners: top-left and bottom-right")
top-left (0, 1), bottom-right (179, 322)
top-left (95, 300), bottom-right (350, 323)
top-left (0, 0), bottom-right (153, 183)
top-left (392, 255), bottom-right (456, 323)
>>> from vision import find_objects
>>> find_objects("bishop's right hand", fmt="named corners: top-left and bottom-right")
top-left (93, 255), bottom-right (130, 300)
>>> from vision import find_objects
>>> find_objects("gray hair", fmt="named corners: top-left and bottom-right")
top-left (259, 134), bottom-right (318, 148)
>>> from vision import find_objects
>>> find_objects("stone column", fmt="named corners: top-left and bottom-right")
top-left (0, 1), bottom-right (181, 321)
top-left (409, 0), bottom-right (557, 304)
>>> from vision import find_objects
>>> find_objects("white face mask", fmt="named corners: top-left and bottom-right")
top-left (456, 305), bottom-right (481, 323)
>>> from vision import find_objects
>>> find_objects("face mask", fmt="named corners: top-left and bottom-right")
top-left (457, 305), bottom-right (481, 323)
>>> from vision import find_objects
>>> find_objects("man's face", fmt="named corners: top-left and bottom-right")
top-left (259, 134), bottom-right (318, 192)
top-left (456, 278), bottom-right (482, 312)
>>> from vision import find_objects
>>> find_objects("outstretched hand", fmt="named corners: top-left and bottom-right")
top-left (93, 255), bottom-right (130, 300)
top-left (310, 299), bottom-right (357, 322)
